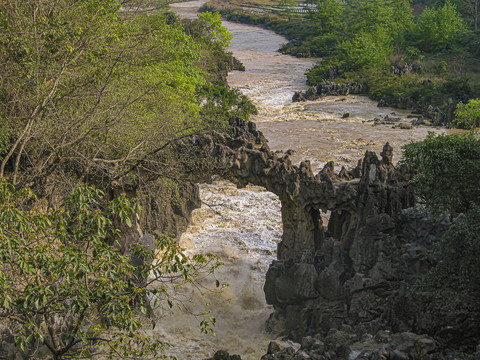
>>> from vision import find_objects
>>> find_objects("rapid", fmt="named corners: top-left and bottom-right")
top-left (154, 1), bottom-right (441, 359)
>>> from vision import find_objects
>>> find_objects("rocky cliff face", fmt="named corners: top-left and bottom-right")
top-left (5, 117), bottom-right (475, 359)
top-left (293, 82), bottom-right (366, 102)
top-left (192, 118), bottom-right (479, 359)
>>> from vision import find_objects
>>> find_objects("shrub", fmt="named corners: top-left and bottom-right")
top-left (419, 205), bottom-right (480, 311)
top-left (413, 1), bottom-right (467, 52)
top-left (402, 132), bottom-right (480, 214)
top-left (452, 98), bottom-right (480, 129)
top-left (405, 46), bottom-right (421, 60)
top-left (0, 182), bottom-right (221, 358)
top-left (337, 27), bottom-right (393, 71)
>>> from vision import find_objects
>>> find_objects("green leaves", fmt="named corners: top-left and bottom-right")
top-left (337, 26), bottom-right (393, 71)
top-left (0, 181), bottom-right (223, 358)
top-left (198, 11), bottom-right (233, 48)
top-left (402, 132), bottom-right (480, 213)
top-left (413, 1), bottom-right (467, 52)
top-left (0, 0), bottom-right (238, 188)
top-left (0, 182), bottom-right (143, 356)
top-left (452, 98), bottom-right (480, 129)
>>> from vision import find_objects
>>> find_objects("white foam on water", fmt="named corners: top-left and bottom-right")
top-left (151, 181), bottom-right (282, 360)
top-left (161, 3), bottom-right (447, 359)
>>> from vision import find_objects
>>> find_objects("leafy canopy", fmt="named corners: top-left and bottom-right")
top-left (404, 133), bottom-right (480, 313)
top-left (412, 1), bottom-right (467, 51)
top-left (0, 0), bottom-right (246, 190)
top-left (452, 98), bottom-right (480, 129)
top-left (0, 182), bottom-right (221, 359)
top-left (198, 11), bottom-right (233, 48)
top-left (401, 132), bottom-right (480, 214)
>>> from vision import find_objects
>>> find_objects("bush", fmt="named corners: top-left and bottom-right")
top-left (337, 27), bottom-right (393, 71)
top-left (452, 98), bottom-right (480, 129)
top-left (0, 182), bottom-right (221, 358)
top-left (419, 205), bottom-right (480, 311)
top-left (405, 46), bottom-right (421, 60)
top-left (413, 2), bottom-right (467, 52)
top-left (198, 84), bottom-right (258, 125)
top-left (402, 132), bottom-right (480, 214)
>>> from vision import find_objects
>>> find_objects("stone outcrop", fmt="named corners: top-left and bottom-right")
top-left (184, 117), bottom-right (478, 359)
top-left (140, 181), bottom-right (201, 238)
top-left (5, 116), bottom-right (470, 360)
top-left (391, 62), bottom-right (422, 76)
top-left (261, 330), bottom-right (440, 360)
top-left (259, 142), bottom-right (420, 338)
top-left (205, 350), bottom-right (242, 360)
top-left (293, 82), bottom-right (366, 102)
top-left (377, 97), bottom-right (459, 126)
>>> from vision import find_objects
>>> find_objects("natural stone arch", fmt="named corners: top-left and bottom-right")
top-left (112, 116), bottom-right (436, 345)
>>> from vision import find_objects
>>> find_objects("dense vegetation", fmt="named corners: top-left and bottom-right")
top-left (0, 0), bottom-right (255, 192)
top-left (402, 133), bottom-right (480, 313)
top-left (0, 182), bottom-right (221, 359)
top-left (0, 0), bottom-right (250, 358)
top-left (201, 0), bottom-right (480, 127)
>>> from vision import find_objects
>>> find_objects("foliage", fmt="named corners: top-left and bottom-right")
top-left (365, 72), bottom-right (439, 102)
top-left (337, 27), bottom-right (393, 71)
top-left (417, 205), bottom-right (480, 311)
top-left (452, 98), bottom-right (480, 128)
top-left (0, 0), bottom-right (251, 191)
top-left (434, 0), bottom-right (479, 32)
top-left (312, 0), bottom-right (345, 34)
top-left (277, 0), bottom-right (297, 19)
top-left (0, 116), bottom-right (12, 156)
top-left (405, 46), bottom-right (422, 60)
top-left (0, 182), bottom-right (221, 359)
top-left (413, 1), bottom-right (467, 51)
top-left (198, 11), bottom-right (233, 48)
top-left (280, 33), bottom-right (339, 57)
top-left (0, 0), bottom-right (201, 185)
top-left (203, 0), bottom-right (477, 129)
top-left (198, 84), bottom-right (258, 123)
top-left (401, 132), bottom-right (480, 214)
top-left (404, 131), bottom-right (480, 312)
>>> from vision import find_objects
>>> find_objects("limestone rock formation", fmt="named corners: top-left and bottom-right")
top-left (293, 82), bottom-right (365, 102)
top-left (205, 350), bottom-right (242, 360)
top-left (189, 117), bottom-right (478, 359)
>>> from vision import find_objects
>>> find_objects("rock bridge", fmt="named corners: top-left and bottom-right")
top-left (123, 117), bottom-right (466, 347)
top-left (194, 117), bottom-right (415, 261)
top-left (187, 117), bottom-right (436, 340)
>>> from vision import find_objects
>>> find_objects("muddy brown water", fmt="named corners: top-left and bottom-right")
top-left (152, 2), bottom-right (445, 359)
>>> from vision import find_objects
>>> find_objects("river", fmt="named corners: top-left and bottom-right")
top-left (155, 2), bottom-right (441, 359)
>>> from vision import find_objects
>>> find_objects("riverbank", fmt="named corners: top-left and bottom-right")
top-left (170, 3), bottom-right (480, 360)
top-left (164, 2), bottom-right (458, 359)
top-left (199, 0), bottom-right (480, 128)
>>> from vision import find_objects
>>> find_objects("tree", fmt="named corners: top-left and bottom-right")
top-left (309, 0), bottom-right (413, 72)
top-left (404, 133), bottom-right (480, 313)
top-left (344, 0), bottom-right (413, 36)
top-left (401, 132), bottom-right (480, 214)
top-left (312, 0), bottom-right (345, 34)
top-left (452, 98), bottom-right (480, 129)
top-left (414, 1), bottom-right (467, 51)
top-left (383, 0), bottom-right (414, 49)
top-left (197, 11), bottom-right (233, 48)
top-left (337, 26), bottom-right (393, 71)
top-left (0, 182), bottom-right (221, 359)
top-left (437, 0), bottom-right (478, 32)
top-left (0, 0), bottom-right (225, 193)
